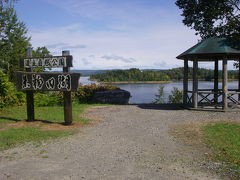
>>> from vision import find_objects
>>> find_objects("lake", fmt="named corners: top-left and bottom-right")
top-left (80, 77), bottom-right (239, 104)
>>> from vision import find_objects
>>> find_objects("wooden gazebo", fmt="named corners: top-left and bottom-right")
top-left (177, 37), bottom-right (240, 110)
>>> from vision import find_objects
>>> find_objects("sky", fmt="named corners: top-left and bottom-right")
top-left (14, 0), bottom-right (235, 70)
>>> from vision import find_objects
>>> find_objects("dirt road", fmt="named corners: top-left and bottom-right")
top-left (0, 105), bottom-right (239, 180)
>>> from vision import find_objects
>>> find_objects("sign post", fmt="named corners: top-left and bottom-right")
top-left (62, 50), bottom-right (72, 125)
top-left (16, 50), bottom-right (80, 125)
top-left (26, 49), bottom-right (35, 121)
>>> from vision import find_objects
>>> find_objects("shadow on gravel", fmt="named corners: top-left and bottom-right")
top-left (137, 103), bottom-right (184, 111)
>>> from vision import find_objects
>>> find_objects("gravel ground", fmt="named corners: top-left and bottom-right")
top-left (0, 104), bottom-right (240, 180)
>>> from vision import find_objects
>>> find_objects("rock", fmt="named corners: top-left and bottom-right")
top-left (92, 89), bottom-right (131, 104)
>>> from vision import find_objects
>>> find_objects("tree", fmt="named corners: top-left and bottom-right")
top-left (32, 46), bottom-right (52, 72)
top-left (168, 87), bottom-right (183, 103)
top-left (0, 1), bottom-right (51, 80)
top-left (32, 47), bottom-right (51, 58)
top-left (175, 0), bottom-right (240, 39)
top-left (153, 86), bottom-right (165, 104)
top-left (0, 0), bottom-right (30, 80)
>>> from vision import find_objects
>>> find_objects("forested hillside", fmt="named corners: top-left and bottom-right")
top-left (90, 68), bottom-right (239, 82)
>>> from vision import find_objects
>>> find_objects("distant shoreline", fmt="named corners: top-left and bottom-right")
top-left (88, 78), bottom-right (239, 84)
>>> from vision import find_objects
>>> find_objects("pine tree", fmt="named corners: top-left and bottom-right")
top-left (0, 0), bottom-right (30, 80)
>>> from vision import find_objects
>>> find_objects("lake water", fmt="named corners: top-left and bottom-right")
top-left (80, 77), bottom-right (239, 104)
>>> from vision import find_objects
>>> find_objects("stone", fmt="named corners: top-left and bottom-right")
top-left (92, 89), bottom-right (131, 104)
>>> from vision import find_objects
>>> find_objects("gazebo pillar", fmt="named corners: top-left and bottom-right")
top-left (238, 60), bottom-right (240, 101)
top-left (214, 60), bottom-right (219, 105)
top-left (183, 59), bottom-right (188, 104)
top-left (222, 60), bottom-right (228, 110)
top-left (192, 60), bottom-right (198, 108)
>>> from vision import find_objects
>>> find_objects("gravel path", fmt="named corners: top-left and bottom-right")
top-left (0, 105), bottom-right (239, 180)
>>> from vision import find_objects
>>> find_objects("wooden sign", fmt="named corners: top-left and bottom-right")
top-left (19, 56), bottom-right (73, 68)
top-left (15, 72), bottom-right (80, 91)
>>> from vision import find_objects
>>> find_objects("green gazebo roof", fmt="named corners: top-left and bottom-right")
top-left (177, 37), bottom-right (240, 61)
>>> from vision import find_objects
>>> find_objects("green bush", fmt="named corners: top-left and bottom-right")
top-left (153, 86), bottom-right (165, 104)
top-left (0, 70), bottom-right (25, 108)
top-left (74, 84), bottom-right (119, 103)
top-left (153, 86), bottom-right (183, 104)
top-left (34, 92), bottom-right (63, 107)
top-left (168, 87), bottom-right (183, 103)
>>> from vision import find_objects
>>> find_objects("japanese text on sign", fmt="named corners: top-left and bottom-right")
top-left (15, 72), bottom-right (80, 91)
top-left (24, 57), bottom-right (67, 68)
top-left (19, 56), bottom-right (73, 68)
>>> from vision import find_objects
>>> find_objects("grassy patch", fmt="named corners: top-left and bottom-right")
top-left (0, 127), bottom-right (75, 151)
top-left (203, 122), bottom-right (240, 175)
top-left (0, 103), bottom-right (106, 151)
top-left (0, 106), bottom-right (26, 128)
top-left (170, 121), bottom-right (240, 178)
top-left (0, 103), bottom-right (96, 125)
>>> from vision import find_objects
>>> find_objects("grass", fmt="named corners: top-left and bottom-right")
top-left (0, 127), bottom-right (75, 151)
top-left (0, 103), bottom-right (103, 151)
top-left (203, 122), bottom-right (240, 176)
top-left (0, 103), bottom-right (95, 125)
top-left (170, 121), bottom-right (240, 178)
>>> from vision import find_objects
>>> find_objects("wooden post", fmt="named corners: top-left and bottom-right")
top-left (62, 50), bottom-right (72, 125)
top-left (238, 60), bottom-right (240, 101)
top-left (222, 60), bottom-right (228, 110)
top-left (183, 59), bottom-right (188, 104)
top-left (214, 60), bottom-right (219, 105)
top-left (26, 49), bottom-right (35, 121)
top-left (192, 60), bottom-right (198, 108)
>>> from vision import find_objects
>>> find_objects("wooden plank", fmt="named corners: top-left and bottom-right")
top-left (192, 60), bottom-right (198, 108)
top-left (222, 60), bottom-right (228, 110)
top-left (214, 60), bottom-right (219, 104)
top-left (15, 72), bottom-right (80, 91)
top-left (198, 93), bottom-right (212, 104)
top-left (62, 50), bottom-right (72, 125)
top-left (25, 49), bottom-right (35, 121)
top-left (19, 56), bottom-right (73, 68)
top-left (196, 90), bottom-right (221, 94)
top-left (238, 60), bottom-right (240, 101)
top-left (183, 60), bottom-right (188, 104)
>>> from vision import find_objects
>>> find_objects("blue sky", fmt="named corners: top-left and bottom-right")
top-left (15, 0), bottom-right (231, 70)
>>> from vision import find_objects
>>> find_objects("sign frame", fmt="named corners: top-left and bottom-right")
top-left (15, 72), bottom-right (80, 92)
top-left (19, 56), bottom-right (73, 68)
top-left (15, 50), bottom-right (79, 125)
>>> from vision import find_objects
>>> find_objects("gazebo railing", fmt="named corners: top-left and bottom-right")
top-left (187, 89), bottom-right (240, 106)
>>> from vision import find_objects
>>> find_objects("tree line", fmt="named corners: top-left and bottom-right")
top-left (90, 68), bottom-right (239, 82)
top-left (90, 68), bottom-right (170, 82)
top-left (0, 0), bottom-right (51, 108)
top-left (0, 0), bottom-right (51, 81)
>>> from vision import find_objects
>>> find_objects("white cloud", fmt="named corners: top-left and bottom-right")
top-left (29, 23), bottom-right (200, 70)
top-left (27, 0), bottom-right (206, 70)
top-left (61, 44), bottom-right (87, 49)
top-left (101, 55), bottom-right (137, 63)
top-left (46, 43), bottom-right (68, 49)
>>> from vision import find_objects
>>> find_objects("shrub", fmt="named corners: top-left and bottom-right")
top-left (168, 87), bottom-right (183, 103)
top-left (153, 85), bottom-right (165, 104)
top-left (74, 84), bottom-right (119, 103)
top-left (0, 70), bottom-right (25, 108)
top-left (34, 92), bottom-right (63, 107)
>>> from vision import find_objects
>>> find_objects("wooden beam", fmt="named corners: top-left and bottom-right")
top-left (192, 60), bottom-right (198, 108)
top-left (62, 50), bottom-right (73, 125)
top-left (222, 60), bottom-right (228, 110)
top-left (183, 59), bottom-right (188, 104)
top-left (26, 49), bottom-right (35, 121)
top-left (214, 60), bottom-right (219, 105)
top-left (238, 60), bottom-right (240, 101)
